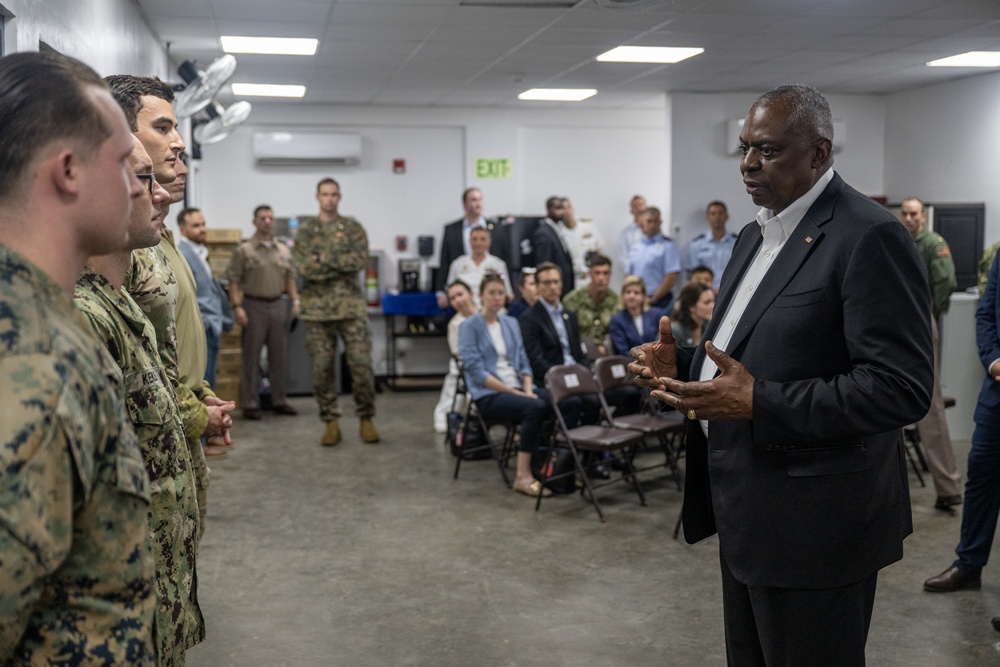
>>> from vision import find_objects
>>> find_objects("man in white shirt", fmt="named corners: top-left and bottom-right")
top-left (617, 194), bottom-right (647, 269)
top-left (445, 227), bottom-right (513, 305)
top-left (560, 196), bottom-right (605, 288)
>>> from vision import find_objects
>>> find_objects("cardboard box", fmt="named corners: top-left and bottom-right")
top-left (205, 228), bottom-right (243, 243)
top-left (213, 378), bottom-right (240, 404)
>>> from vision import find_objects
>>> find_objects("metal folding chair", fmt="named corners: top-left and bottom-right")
top-left (541, 363), bottom-right (648, 522)
top-left (451, 358), bottom-right (516, 488)
top-left (592, 355), bottom-right (685, 491)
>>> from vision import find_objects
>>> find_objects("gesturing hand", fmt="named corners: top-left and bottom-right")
top-left (627, 316), bottom-right (677, 392)
top-left (651, 340), bottom-right (755, 421)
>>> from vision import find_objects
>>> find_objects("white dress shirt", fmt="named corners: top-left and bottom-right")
top-left (697, 169), bottom-right (835, 432)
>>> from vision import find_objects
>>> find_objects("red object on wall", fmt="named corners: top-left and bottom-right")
top-left (396, 235), bottom-right (407, 252)
top-left (393, 158), bottom-right (406, 174)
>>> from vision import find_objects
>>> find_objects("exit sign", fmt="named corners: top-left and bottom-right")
top-left (475, 158), bottom-right (511, 179)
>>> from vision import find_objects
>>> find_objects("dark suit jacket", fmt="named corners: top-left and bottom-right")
top-left (519, 300), bottom-right (586, 382)
top-left (435, 218), bottom-right (510, 293)
top-left (531, 219), bottom-right (575, 296)
top-left (975, 251), bottom-right (1000, 427)
top-left (609, 307), bottom-right (666, 356)
top-left (680, 172), bottom-right (933, 590)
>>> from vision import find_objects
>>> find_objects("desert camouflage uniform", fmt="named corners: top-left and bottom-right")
top-left (127, 238), bottom-right (211, 541)
top-left (0, 246), bottom-right (155, 664)
top-left (294, 215), bottom-right (375, 421)
top-left (75, 266), bottom-right (203, 666)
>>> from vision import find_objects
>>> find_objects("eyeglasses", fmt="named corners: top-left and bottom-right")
top-left (136, 173), bottom-right (156, 195)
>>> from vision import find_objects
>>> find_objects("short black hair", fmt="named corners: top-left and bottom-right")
top-left (253, 204), bottom-right (273, 219)
top-left (588, 254), bottom-right (611, 269)
top-left (104, 75), bottom-right (174, 132)
top-left (317, 177), bottom-right (340, 193)
top-left (177, 207), bottom-right (201, 226)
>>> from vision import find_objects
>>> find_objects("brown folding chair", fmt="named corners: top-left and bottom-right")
top-left (451, 358), bottom-right (516, 487)
top-left (541, 363), bottom-right (648, 522)
top-left (592, 355), bottom-right (685, 490)
top-left (580, 336), bottom-right (602, 364)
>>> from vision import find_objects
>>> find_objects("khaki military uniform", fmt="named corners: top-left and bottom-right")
top-left (912, 228), bottom-right (961, 500)
top-left (227, 236), bottom-right (296, 410)
top-left (75, 266), bottom-right (203, 666)
top-left (0, 247), bottom-right (155, 664)
top-left (293, 215), bottom-right (375, 421)
top-left (562, 287), bottom-right (620, 346)
top-left (127, 239), bottom-right (212, 540)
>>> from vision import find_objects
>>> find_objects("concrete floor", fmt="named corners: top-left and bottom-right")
top-left (186, 391), bottom-right (1000, 667)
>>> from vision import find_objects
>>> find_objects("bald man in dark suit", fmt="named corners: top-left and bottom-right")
top-left (630, 85), bottom-right (932, 666)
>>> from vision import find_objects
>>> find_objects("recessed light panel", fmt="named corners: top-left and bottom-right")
top-left (232, 83), bottom-right (307, 98)
top-left (927, 51), bottom-right (1000, 68)
top-left (221, 36), bottom-right (318, 56)
top-left (518, 88), bottom-right (597, 101)
top-left (596, 46), bottom-right (704, 64)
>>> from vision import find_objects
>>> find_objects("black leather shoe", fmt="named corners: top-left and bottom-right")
top-left (923, 565), bottom-right (981, 592)
top-left (272, 404), bottom-right (298, 416)
top-left (935, 495), bottom-right (962, 512)
top-left (243, 409), bottom-right (262, 420)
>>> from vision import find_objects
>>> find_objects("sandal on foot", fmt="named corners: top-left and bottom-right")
top-left (515, 479), bottom-right (552, 498)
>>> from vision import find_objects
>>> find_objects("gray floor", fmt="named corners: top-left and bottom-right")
top-left (186, 391), bottom-right (1000, 667)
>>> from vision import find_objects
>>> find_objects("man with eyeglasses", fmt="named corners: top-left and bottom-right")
top-left (444, 226), bottom-right (512, 307)
top-left (106, 73), bottom-right (220, 663)
top-left (73, 136), bottom-right (201, 666)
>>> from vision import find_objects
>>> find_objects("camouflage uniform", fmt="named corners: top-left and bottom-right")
top-left (914, 228), bottom-right (957, 319)
top-left (980, 240), bottom-right (1000, 294)
top-left (562, 287), bottom-right (620, 345)
top-left (294, 215), bottom-right (375, 421)
top-left (127, 237), bottom-right (211, 541)
top-left (75, 266), bottom-right (203, 666)
top-left (0, 246), bottom-right (155, 664)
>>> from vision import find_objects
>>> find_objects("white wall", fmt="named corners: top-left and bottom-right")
top-left (3, 0), bottom-right (166, 77)
top-left (669, 92), bottom-right (887, 253)
top-left (191, 100), bottom-right (669, 289)
top-left (884, 70), bottom-right (1000, 245)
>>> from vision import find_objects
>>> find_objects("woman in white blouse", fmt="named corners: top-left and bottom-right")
top-left (458, 274), bottom-right (552, 497)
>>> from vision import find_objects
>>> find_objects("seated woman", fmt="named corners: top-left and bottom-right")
top-left (670, 281), bottom-right (715, 348)
top-left (432, 280), bottom-right (479, 433)
top-left (459, 274), bottom-right (552, 498)
top-left (609, 275), bottom-right (666, 355)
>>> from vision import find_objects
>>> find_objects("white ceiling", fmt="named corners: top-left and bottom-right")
top-left (138, 0), bottom-right (1000, 109)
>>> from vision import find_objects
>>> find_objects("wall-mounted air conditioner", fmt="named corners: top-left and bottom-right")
top-left (252, 131), bottom-right (362, 166)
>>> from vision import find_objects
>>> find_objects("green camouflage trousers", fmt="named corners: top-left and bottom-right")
top-left (305, 319), bottom-right (375, 421)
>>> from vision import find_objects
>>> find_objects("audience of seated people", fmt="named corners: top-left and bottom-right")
top-left (610, 275), bottom-right (667, 355)
top-left (458, 274), bottom-right (553, 498)
top-left (670, 280), bottom-right (715, 348)
top-left (507, 268), bottom-right (538, 319)
top-left (433, 280), bottom-right (479, 433)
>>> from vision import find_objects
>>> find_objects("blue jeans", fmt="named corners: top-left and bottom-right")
top-left (954, 423), bottom-right (1000, 573)
top-left (475, 388), bottom-right (551, 454)
top-left (204, 327), bottom-right (220, 389)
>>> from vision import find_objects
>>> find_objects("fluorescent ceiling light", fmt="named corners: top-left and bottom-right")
top-left (597, 46), bottom-right (704, 64)
top-left (221, 36), bottom-right (318, 56)
top-left (232, 83), bottom-right (306, 98)
top-left (926, 51), bottom-right (1000, 68)
top-left (518, 88), bottom-right (597, 102)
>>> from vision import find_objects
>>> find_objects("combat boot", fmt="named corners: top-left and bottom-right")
top-left (322, 420), bottom-right (341, 446)
top-left (360, 418), bottom-right (380, 443)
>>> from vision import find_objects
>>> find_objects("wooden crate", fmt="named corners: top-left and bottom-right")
top-left (213, 377), bottom-right (240, 404)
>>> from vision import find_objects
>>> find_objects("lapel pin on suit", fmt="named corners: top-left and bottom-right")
top-left (805, 236), bottom-right (813, 243)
